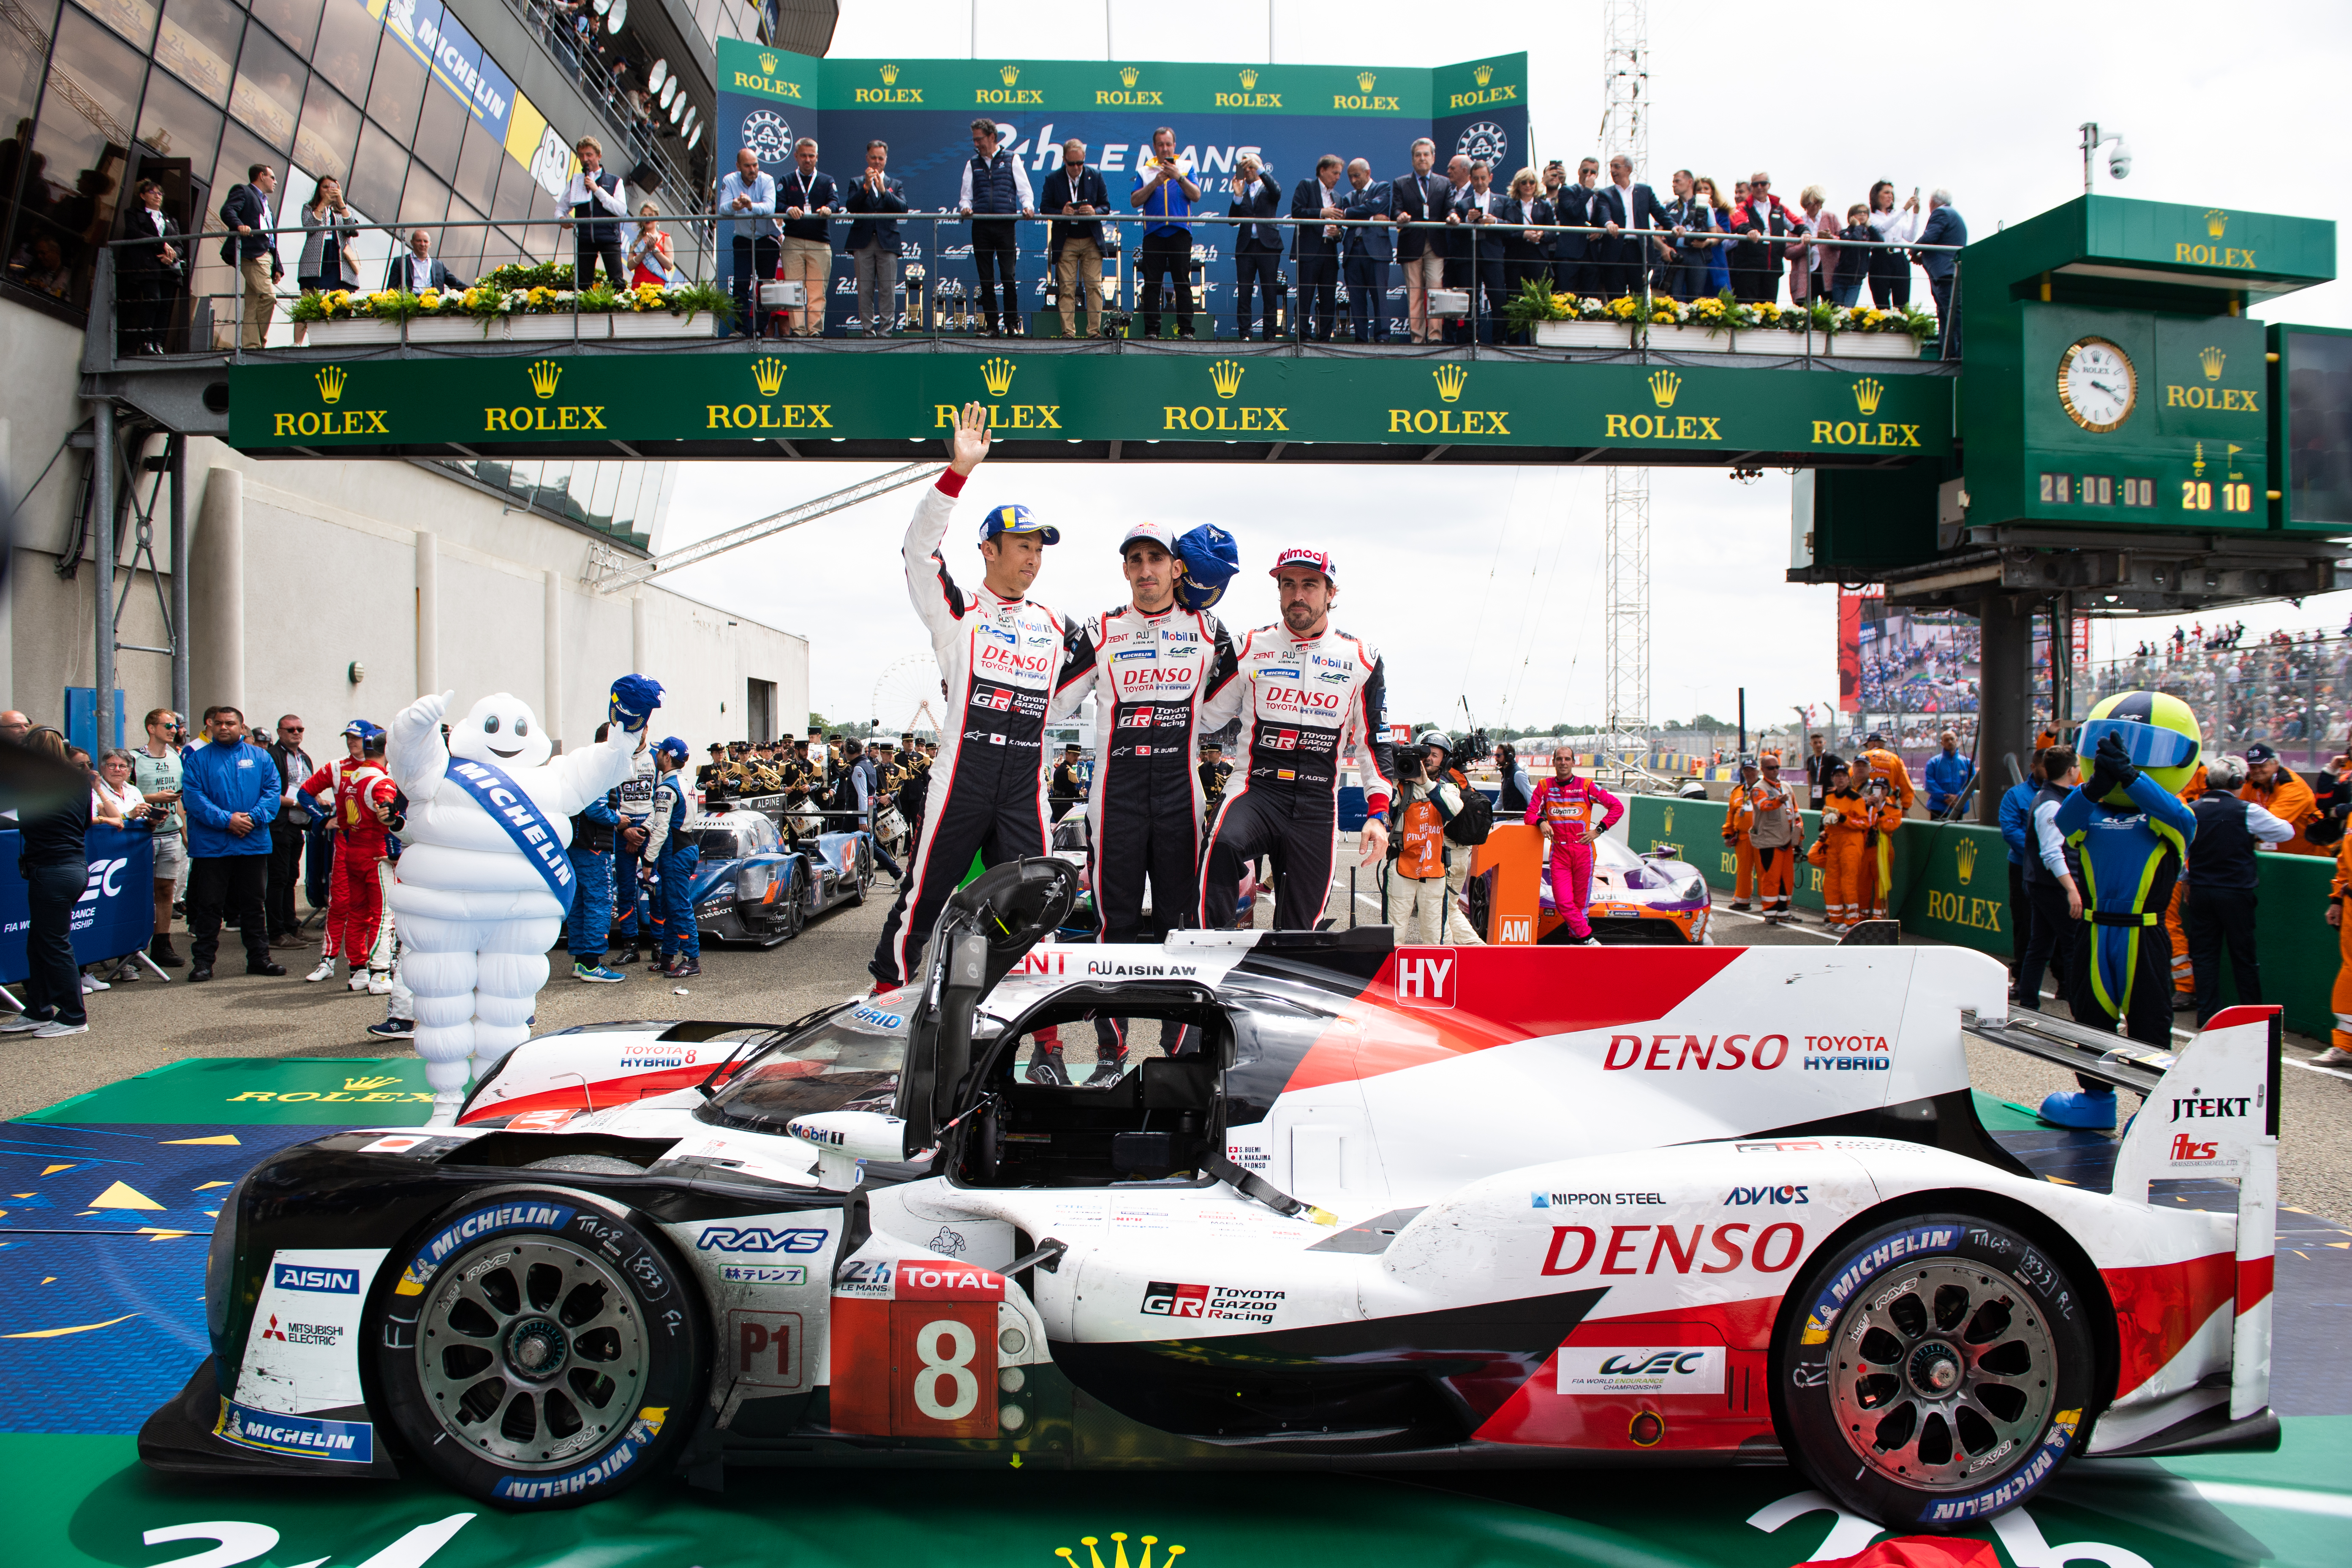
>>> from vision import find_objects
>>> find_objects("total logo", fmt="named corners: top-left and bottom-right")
top-left (1724, 1184), bottom-right (1810, 1206)
top-left (1603, 1033), bottom-right (1792, 1071)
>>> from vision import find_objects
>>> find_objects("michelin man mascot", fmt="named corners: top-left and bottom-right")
top-left (388, 676), bottom-right (662, 1123)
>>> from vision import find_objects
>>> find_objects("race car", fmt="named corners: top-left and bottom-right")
top-left (1549, 836), bottom-right (1712, 945)
top-left (683, 809), bottom-right (873, 946)
top-left (145, 859), bottom-right (2279, 1530)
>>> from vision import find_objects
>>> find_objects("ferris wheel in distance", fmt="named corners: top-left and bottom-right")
top-left (872, 654), bottom-right (944, 741)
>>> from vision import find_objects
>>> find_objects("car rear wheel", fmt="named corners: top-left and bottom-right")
top-left (371, 1190), bottom-right (705, 1508)
top-left (1775, 1212), bottom-right (2095, 1532)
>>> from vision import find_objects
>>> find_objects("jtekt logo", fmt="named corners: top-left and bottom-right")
top-left (1394, 951), bottom-right (1456, 1010)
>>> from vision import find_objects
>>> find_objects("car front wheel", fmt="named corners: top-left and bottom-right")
top-left (371, 1190), bottom-right (706, 1508)
top-left (1775, 1211), bottom-right (2096, 1531)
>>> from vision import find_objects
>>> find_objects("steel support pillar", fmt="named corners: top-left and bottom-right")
top-left (1976, 592), bottom-right (2034, 825)
top-left (90, 397), bottom-right (115, 753)
top-left (169, 435), bottom-right (190, 722)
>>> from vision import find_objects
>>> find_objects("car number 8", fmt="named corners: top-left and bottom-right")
top-left (912, 1318), bottom-right (980, 1420)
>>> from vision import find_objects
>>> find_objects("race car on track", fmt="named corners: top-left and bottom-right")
top-left (683, 809), bottom-right (872, 946)
top-left (145, 858), bottom-right (2280, 1530)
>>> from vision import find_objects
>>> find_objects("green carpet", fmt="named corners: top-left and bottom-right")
top-left (24, 1057), bottom-right (435, 1126)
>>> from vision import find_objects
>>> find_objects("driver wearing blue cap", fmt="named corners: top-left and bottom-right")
top-left (873, 402), bottom-right (1077, 990)
top-left (640, 735), bottom-right (702, 978)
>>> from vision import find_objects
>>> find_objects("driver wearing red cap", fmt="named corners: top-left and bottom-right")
top-left (1197, 547), bottom-right (1394, 930)
top-left (871, 402), bottom-right (1074, 988)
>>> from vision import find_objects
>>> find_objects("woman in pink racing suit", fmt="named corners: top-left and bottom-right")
top-left (1525, 751), bottom-right (1625, 943)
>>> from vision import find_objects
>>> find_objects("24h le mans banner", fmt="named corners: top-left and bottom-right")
top-left (715, 47), bottom-right (1530, 335)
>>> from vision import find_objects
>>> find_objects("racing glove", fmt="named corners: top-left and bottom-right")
top-left (2094, 732), bottom-right (2140, 787)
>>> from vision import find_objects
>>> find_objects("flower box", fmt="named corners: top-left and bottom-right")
top-left (307, 318), bottom-right (400, 346)
top-left (507, 313), bottom-right (608, 342)
top-left (610, 311), bottom-right (714, 340)
top-left (405, 315), bottom-right (502, 343)
top-left (1728, 328), bottom-right (1813, 356)
top-left (1533, 319), bottom-right (1634, 350)
top-left (1827, 332), bottom-right (1926, 360)
top-left (1646, 323), bottom-right (1728, 353)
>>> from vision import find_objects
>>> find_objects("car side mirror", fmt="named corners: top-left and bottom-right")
top-left (785, 1110), bottom-right (910, 1189)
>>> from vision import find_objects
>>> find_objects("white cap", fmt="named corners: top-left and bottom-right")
top-left (1119, 520), bottom-right (1177, 554)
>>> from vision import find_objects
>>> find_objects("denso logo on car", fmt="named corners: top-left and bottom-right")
top-left (1541, 1222), bottom-right (1803, 1276)
top-left (1604, 1034), bottom-right (1791, 1070)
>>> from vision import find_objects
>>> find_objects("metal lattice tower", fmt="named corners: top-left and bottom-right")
top-left (1599, 0), bottom-right (1651, 771)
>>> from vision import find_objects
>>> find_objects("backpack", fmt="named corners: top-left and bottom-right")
top-left (1442, 783), bottom-right (1494, 846)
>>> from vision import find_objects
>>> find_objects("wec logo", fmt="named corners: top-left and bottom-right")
top-left (697, 1227), bottom-right (829, 1254)
top-left (1599, 1350), bottom-right (1708, 1377)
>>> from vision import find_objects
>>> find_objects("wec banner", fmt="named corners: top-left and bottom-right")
top-left (0, 825), bottom-right (157, 982)
top-left (716, 46), bottom-right (1529, 334)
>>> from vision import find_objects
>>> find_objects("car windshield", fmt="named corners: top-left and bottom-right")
top-left (699, 997), bottom-right (912, 1128)
top-left (692, 826), bottom-right (746, 857)
top-left (1595, 836), bottom-right (1642, 871)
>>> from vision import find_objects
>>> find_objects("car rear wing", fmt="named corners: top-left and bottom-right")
top-left (1960, 1006), bottom-right (2178, 1095)
top-left (2107, 1006), bottom-right (2283, 1424)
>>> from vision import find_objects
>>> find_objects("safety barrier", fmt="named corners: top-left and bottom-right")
top-left (1624, 795), bottom-right (2341, 1041)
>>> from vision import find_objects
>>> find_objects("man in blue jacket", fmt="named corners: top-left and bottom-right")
top-left (181, 705), bottom-right (283, 982)
top-left (1341, 159), bottom-right (1394, 344)
top-left (1923, 730), bottom-right (1974, 817)
top-left (1997, 751), bottom-right (2045, 1005)
top-left (1915, 189), bottom-right (1966, 357)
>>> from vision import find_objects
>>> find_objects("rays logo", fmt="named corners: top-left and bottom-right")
top-left (696, 1226), bottom-right (828, 1253)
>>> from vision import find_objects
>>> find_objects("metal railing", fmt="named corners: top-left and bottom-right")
top-left (509, 0), bottom-right (690, 203)
top-left (81, 208), bottom-right (1963, 370)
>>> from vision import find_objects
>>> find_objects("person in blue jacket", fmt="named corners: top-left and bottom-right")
top-left (640, 736), bottom-right (700, 979)
top-left (2038, 694), bottom-right (2200, 1128)
top-left (565, 724), bottom-right (626, 985)
top-left (1997, 751), bottom-right (2045, 1005)
top-left (1922, 730), bottom-right (1974, 818)
top-left (180, 705), bottom-right (284, 982)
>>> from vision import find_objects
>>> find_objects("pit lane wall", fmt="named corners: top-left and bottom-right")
top-left (1623, 795), bottom-right (2340, 1040)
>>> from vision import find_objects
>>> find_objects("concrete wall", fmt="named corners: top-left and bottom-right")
top-left (2, 307), bottom-right (807, 749)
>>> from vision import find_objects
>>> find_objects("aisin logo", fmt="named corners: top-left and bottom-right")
top-left (1208, 359), bottom-right (1244, 399)
top-left (1851, 376), bottom-right (1884, 416)
top-left (980, 355), bottom-right (1017, 397)
top-left (1055, 1535), bottom-right (1185, 1568)
top-left (315, 365), bottom-right (347, 405)
top-left (1432, 363), bottom-right (1468, 404)
top-left (1648, 369), bottom-right (1680, 408)
top-left (526, 359), bottom-right (562, 399)
top-left (751, 355), bottom-right (787, 396)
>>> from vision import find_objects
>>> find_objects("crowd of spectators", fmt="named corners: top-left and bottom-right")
top-left (2093, 623), bottom-right (2352, 772)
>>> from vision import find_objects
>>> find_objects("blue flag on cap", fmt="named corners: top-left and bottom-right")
top-left (609, 674), bottom-right (664, 733)
top-left (1173, 524), bottom-right (1240, 612)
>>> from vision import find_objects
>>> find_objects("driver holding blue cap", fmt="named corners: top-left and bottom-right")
top-left (871, 401), bottom-right (1077, 990)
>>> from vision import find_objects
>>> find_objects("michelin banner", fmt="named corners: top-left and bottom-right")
top-left (715, 46), bottom-right (1529, 335)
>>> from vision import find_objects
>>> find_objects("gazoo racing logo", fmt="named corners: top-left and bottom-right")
top-left (1140, 1281), bottom-right (1285, 1324)
top-left (695, 1226), bottom-right (829, 1254)
top-left (1603, 1034), bottom-right (1791, 1070)
top-left (1804, 1034), bottom-right (1890, 1072)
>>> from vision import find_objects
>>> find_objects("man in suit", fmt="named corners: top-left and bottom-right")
top-left (1438, 154), bottom-right (1475, 342)
top-left (1128, 126), bottom-right (1199, 340)
top-left (1549, 157), bottom-right (1601, 297)
top-left (1590, 154), bottom-right (1669, 299)
top-left (219, 163), bottom-right (281, 349)
top-left (1452, 161), bottom-right (1505, 345)
top-left (553, 135), bottom-right (629, 290)
top-left (1290, 153), bottom-right (1345, 343)
top-left (1726, 171), bottom-right (1795, 304)
top-left (384, 230), bottom-right (463, 293)
top-left (844, 137), bottom-right (906, 335)
top-left (1227, 152), bottom-right (1283, 341)
top-left (1391, 138), bottom-right (1447, 343)
top-left (115, 177), bottom-right (178, 355)
top-left (776, 137), bottom-right (838, 337)
top-left (1040, 137), bottom-right (1110, 338)
top-left (1340, 159), bottom-right (1393, 343)
top-left (958, 119), bottom-right (1037, 337)
top-left (1915, 189), bottom-right (1967, 358)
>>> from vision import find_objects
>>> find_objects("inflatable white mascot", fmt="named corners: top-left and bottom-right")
top-left (387, 683), bottom-right (652, 1123)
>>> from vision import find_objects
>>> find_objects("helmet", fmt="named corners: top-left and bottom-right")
top-left (2205, 753), bottom-right (2249, 792)
top-left (1417, 730), bottom-right (1452, 754)
top-left (2080, 690), bottom-right (2202, 804)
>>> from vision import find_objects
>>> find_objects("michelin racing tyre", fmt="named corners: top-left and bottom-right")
top-left (1775, 1212), bottom-right (2094, 1532)
top-left (371, 1188), bottom-right (707, 1508)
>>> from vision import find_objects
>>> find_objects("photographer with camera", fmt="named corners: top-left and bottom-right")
top-left (1386, 732), bottom-right (1484, 946)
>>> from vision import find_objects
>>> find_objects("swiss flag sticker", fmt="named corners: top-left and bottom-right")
top-left (1394, 950), bottom-right (1457, 1010)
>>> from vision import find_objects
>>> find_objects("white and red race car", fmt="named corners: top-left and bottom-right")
top-left (145, 860), bottom-right (2278, 1530)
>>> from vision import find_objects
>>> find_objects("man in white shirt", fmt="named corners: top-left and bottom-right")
top-left (384, 230), bottom-right (462, 293)
top-left (718, 146), bottom-right (778, 338)
top-left (552, 134), bottom-right (630, 289)
top-left (957, 120), bottom-right (1037, 337)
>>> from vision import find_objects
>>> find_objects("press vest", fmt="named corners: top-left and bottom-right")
top-left (2186, 795), bottom-right (2259, 890)
top-left (2022, 783), bottom-right (2081, 891)
top-left (1396, 792), bottom-right (1446, 879)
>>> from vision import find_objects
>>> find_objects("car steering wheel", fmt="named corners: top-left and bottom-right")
top-left (951, 856), bottom-right (1079, 956)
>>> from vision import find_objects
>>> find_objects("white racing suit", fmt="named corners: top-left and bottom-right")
top-left (1196, 623), bottom-right (1395, 930)
top-left (870, 473), bottom-right (1074, 987)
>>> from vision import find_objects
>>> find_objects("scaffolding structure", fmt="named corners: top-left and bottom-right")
top-left (1598, 0), bottom-right (1653, 782)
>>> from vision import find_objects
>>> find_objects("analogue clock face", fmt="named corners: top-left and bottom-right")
top-left (2060, 337), bottom-right (2136, 432)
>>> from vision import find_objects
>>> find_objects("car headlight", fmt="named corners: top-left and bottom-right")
top-left (741, 865), bottom-right (772, 900)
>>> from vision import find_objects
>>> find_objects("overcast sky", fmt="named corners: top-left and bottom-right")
top-left (658, 0), bottom-right (2351, 733)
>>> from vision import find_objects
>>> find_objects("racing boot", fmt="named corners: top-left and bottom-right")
top-left (1025, 1046), bottom-right (1073, 1086)
top-left (305, 957), bottom-right (336, 983)
top-left (664, 955), bottom-right (701, 979)
top-left (2036, 1087), bottom-right (2118, 1130)
top-left (366, 969), bottom-right (393, 996)
top-left (348, 969), bottom-right (371, 992)
top-left (1083, 1048), bottom-right (1129, 1087)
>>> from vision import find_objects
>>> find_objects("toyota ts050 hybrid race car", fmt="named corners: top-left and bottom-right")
top-left (144, 859), bottom-right (2281, 1530)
